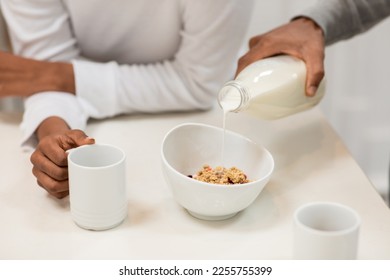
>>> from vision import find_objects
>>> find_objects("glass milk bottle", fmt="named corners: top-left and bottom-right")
top-left (218, 55), bottom-right (325, 119)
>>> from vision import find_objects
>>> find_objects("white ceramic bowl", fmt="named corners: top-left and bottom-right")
top-left (161, 123), bottom-right (274, 221)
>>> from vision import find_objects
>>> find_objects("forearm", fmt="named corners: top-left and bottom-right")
top-left (0, 52), bottom-right (76, 97)
top-left (34, 60), bottom-right (76, 96)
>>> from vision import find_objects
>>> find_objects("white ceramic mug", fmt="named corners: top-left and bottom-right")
top-left (68, 144), bottom-right (128, 231)
top-left (293, 201), bottom-right (360, 259)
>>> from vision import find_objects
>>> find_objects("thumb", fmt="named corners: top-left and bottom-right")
top-left (304, 57), bottom-right (325, 97)
top-left (60, 129), bottom-right (95, 151)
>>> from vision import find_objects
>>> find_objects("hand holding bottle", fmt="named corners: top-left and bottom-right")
top-left (236, 17), bottom-right (325, 97)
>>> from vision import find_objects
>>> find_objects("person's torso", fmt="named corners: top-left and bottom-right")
top-left (64, 0), bottom-right (182, 63)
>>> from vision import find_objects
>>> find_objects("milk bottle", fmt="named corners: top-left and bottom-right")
top-left (218, 55), bottom-right (325, 119)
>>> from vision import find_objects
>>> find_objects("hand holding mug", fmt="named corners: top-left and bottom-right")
top-left (30, 129), bottom-right (95, 198)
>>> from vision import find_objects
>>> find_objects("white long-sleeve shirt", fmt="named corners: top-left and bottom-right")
top-left (1, 0), bottom-right (254, 147)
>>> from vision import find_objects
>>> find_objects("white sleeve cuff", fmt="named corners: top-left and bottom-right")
top-left (73, 59), bottom-right (123, 119)
top-left (20, 92), bottom-right (88, 151)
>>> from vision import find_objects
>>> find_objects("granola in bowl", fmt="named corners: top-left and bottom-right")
top-left (190, 164), bottom-right (250, 185)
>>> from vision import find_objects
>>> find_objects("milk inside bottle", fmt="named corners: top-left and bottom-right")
top-left (218, 55), bottom-right (325, 119)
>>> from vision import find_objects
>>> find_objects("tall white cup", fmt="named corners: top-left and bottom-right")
top-left (293, 202), bottom-right (360, 259)
top-left (68, 144), bottom-right (128, 231)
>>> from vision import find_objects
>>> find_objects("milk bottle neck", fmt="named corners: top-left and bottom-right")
top-left (217, 81), bottom-right (250, 113)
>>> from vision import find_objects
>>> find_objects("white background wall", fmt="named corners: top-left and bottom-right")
top-left (0, 1), bottom-right (389, 200)
top-left (246, 0), bottom-right (390, 201)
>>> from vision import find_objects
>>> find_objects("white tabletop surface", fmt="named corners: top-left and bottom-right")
top-left (1, 106), bottom-right (389, 260)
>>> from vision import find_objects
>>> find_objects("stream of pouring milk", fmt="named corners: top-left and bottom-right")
top-left (221, 109), bottom-right (228, 165)
top-left (220, 93), bottom-right (241, 165)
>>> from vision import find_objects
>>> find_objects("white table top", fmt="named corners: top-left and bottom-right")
top-left (1, 106), bottom-right (389, 260)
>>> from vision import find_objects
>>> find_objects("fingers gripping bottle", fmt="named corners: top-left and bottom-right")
top-left (218, 55), bottom-right (325, 119)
